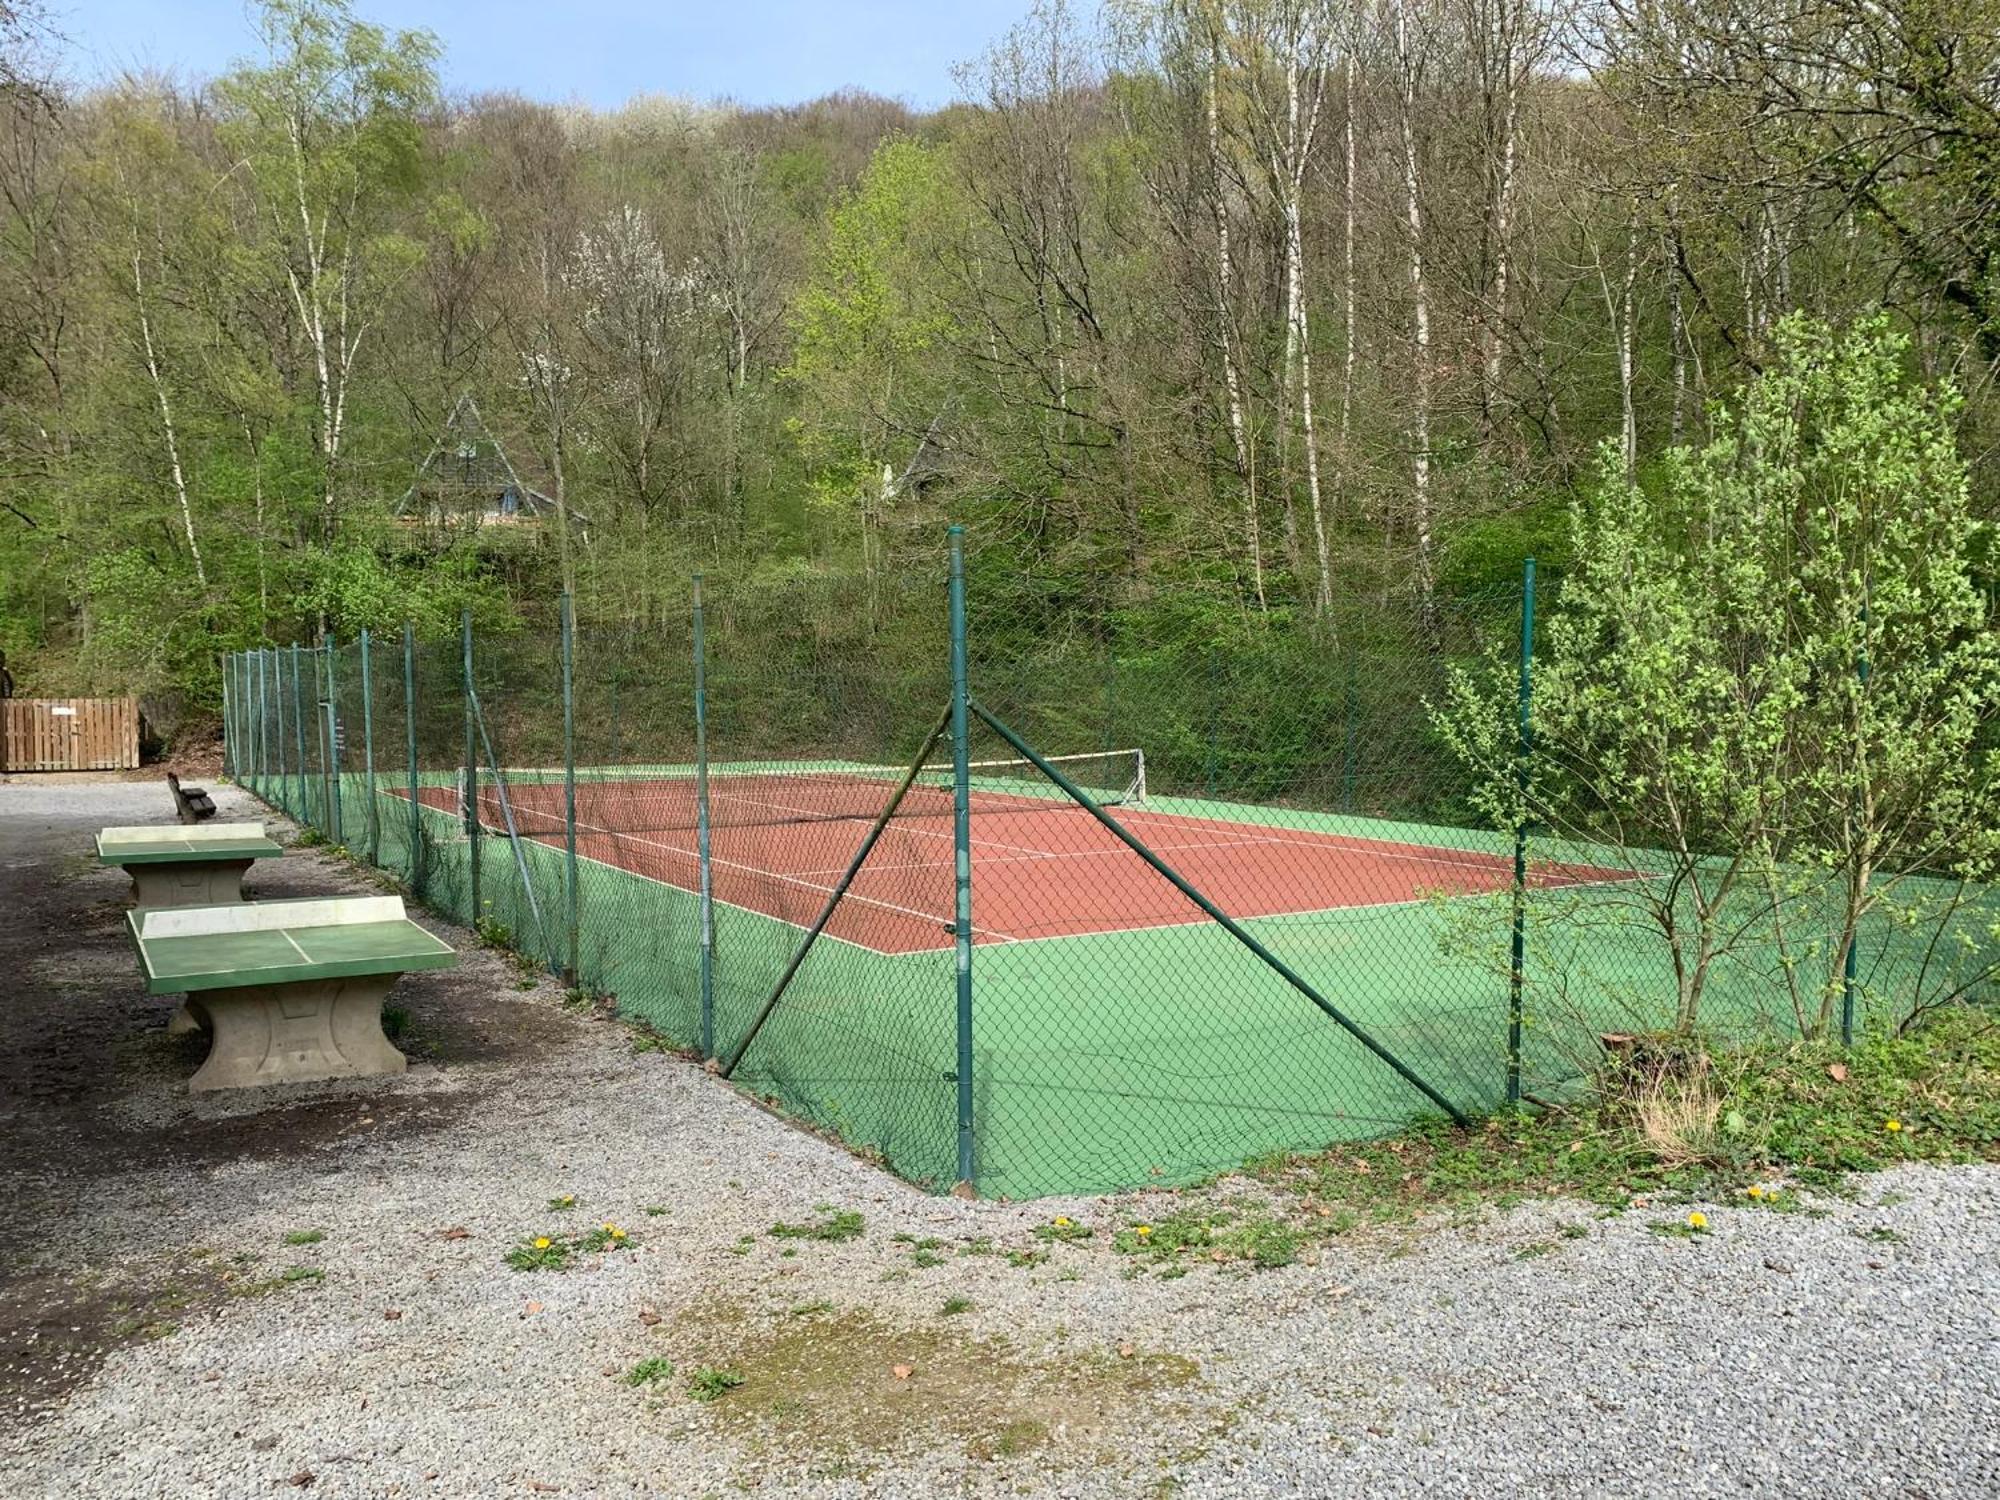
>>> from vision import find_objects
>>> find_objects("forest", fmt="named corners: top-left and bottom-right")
top-left (2, 0), bottom-right (1998, 737)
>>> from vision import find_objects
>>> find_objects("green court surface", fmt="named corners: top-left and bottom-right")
top-left (249, 763), bottom-right (1997, 1200)
top-left (129, 895), bottom-right (458, 994)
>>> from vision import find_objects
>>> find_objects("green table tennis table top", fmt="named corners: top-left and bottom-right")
top-left (128, 895), bottom-right (457, 995)
top-left (97, 822), bottom-right (285, 866)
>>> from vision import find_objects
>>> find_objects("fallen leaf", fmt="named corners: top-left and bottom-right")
top-left (439, 1227), bottom-right (470, 1241)
top-left (382, 1309), bottom-right (402, 1321)
top-left (637, 1306), bottom-right (662, 1327)
top-left (529, 1484), bottom-right (558, 1494)
top-left (892, 1364), bottom-right (914, 1380)
top-left (1117, 1343), bottom-right (1135, 1359)
top-left (285, 1473), bottom-right (316, 1489)
top-left (523, 1300), bottom-right (543, 1317)
top-left (1329, 1285), bottom-right (1353, 1299)
top-left (1827, 1063), bottom-right (1849, 1082)
top-left (1569, 1140), bottom-right (1585, 1154)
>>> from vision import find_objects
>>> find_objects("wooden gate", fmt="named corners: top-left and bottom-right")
top-left (1, 697), bottom-right (141, 772)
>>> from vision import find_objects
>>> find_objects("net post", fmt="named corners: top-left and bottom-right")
top-left (403, 623), bottom-right (422, 897)
top-left (360, 627), bottom-right (377, 862)
top-left (949, 525), bottom-right (977, 1197)
top-left (323, 633), bottom-right (342, 843)
top-left (693, 575), bottom-right (716, 1060)
top-left (462, 607), bottom-right (480, 923)
top-left (290, 643), bottom-right (306, 824)
top-left (260, 649), bottom-right (273, 798)
top-left (1508, 556), bottom-right (1537, 1107)
top-left (560, 591), bottom-right (579, 987)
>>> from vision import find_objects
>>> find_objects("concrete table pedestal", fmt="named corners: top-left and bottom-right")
top-left (183, 973), bottom-right (406, 1091)
top-left (125, 858), bottom-right (256, 910)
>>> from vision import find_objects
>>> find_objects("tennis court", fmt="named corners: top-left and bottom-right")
top-left (407, 756), bottom-right (1625, 956)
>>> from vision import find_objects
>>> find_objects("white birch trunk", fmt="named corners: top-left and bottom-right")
top-left (1209, 42), bottom-right (1264, 610)
top-left (132, 247), bottom-right (205, 588)
top-left (1395, 0), bottom-right (1438, 636)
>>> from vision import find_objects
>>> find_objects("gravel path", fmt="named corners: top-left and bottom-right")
top-left (1, 780), bottom-right (1995, 1498)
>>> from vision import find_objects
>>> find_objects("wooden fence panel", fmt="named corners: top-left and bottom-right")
top-left (1, 697), bottom-right (141, 772)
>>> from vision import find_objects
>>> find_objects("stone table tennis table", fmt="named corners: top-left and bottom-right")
top-left (129, 895), bottom-right (457, 1091)
top-left (96, 822), bottom-right (284, 908)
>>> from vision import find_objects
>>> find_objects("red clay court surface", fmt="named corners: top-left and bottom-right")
top-left (410, 778), bottom-right (1625, 956)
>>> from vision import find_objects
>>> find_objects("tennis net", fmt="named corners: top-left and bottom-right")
top-left (461, 748), bottom-right (1146, 838)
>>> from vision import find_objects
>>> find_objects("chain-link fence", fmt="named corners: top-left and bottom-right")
top-left (221, 531), bottom-right (1999, 1199)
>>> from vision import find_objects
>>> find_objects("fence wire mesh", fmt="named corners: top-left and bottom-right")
top-left (224, 537), bottom-right (1999, 1199)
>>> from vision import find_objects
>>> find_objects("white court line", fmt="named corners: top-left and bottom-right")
top-left (278, 929), bottom-right (313, 963)
top-left (484, 802), bottom-right (1027, 945)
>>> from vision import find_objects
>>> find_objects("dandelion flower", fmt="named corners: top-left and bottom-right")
top-left (1134, 1224), bottom-right (1153, 1238)
top-left (611, 1228), bottom-right (628, 1241)
top-left (1687, 1212), bottom-right (1708, 1231)
top-left (1884, 1119), bottom-right (1903, 1133)
top-left (1746, 1186), bottom-right (1764, 1200)
top-left (533, 1237), bottom-right (552, 1250)
top-left (1053, 1216), bottom-right (1072, 1228)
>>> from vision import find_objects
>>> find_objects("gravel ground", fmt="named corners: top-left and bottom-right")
top-left (1, 779), bottom-right (1996, 1498)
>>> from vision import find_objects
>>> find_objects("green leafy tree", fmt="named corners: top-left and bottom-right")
top-left (784, 136), bottom-right (965, 583)
top-left (213, 0), bottom-right (438, 547)
top-left (1438, 316), bottom-right (2000, 1038)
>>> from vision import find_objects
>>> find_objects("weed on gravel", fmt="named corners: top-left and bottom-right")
top-left (769, 1207), bottom-right (864, 1243)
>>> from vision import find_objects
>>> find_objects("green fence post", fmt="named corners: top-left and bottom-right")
top-left (693, 575), bottom-right (716, 1059)
top-left (259, 649), bottom-right (273, 797)
top-left (462, 608), bottom-right (480, 923)
top-left (324, 633), bottom-right (342, 843)
top-left (1508, 556), bottom-right (1537, 1107)
top-left (404, 624), bottom-right (422, 896)
top-left (360, 628), bottom-right (377, 863)
top-left (290, 644), bottom-right (307, 824)
top-left (220, 656), bottom-right (233, 780)
top-left (948, 525), bottom-right (977, 1195)
top-left (1842, 601), bottom-right (1871, 1047)
top-left (272, 648), bottom-right (286, 803)
top-left (561, 592), bottom-right (579, 986)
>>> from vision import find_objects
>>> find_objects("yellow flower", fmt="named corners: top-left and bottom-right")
top-left (1884, 1119), bottom-right (1903, 1133)
top-left (1053, 1216), bottom-right (1072, 1228)
top-left (1687, 1211), bottom-right (1708, 1231)
top-left (1746, 1185), bottom-right (1763, 1199)
top-left (1134, 1224), bottom-right (1152, 1238)
top-left (559, 1195), bottom-right (574, 1205)
top-left (611, 1228), bottom-right (628, 1241)
top-left (533, 1237), bottom-right (552, 1250)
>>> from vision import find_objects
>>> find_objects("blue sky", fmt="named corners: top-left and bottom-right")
top-left (55, 1), bottom-right (1035, 108)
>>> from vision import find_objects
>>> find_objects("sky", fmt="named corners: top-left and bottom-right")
top-left (54, 0), bottom-right (1036, 109)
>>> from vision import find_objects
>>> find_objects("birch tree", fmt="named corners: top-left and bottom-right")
top-left (215, 0), bottom-right (437, 545)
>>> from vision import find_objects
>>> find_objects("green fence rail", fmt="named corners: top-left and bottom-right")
top-left (222, 537), bottom-right (1998, 1199)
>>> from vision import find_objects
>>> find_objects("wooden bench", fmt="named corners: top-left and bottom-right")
top-left (96, 821), bottom-right (283, 909)
top-left (166, 771), bottom-right (216, 824)
top-left (128, 895), bottom-right (456, 1092)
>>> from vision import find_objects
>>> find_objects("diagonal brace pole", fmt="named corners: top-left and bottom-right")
top-left (718, 703), bottom-right (954, 1081)
top-left (971, 698), bottom-right (1471, 1128)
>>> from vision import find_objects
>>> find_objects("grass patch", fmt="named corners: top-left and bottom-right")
top-left (1243, 1008), bottom-right (1998, 1243)
top-left (281, 1229), bottom-right (323, 1246)
top-left (673, 1303), bottom-right (1202, 1464)
top-left (624, 1356), bottom-right (675, 1387)
top-left (769, 1208), bottom-right (864, 1244)
top-left (687, 1366), bottom-right (746, 1402)
top-left (940, 1296), bottom-right (972, 1316)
